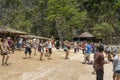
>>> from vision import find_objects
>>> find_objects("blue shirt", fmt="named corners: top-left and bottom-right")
top-left (86, 44), bottom-right (92, 54)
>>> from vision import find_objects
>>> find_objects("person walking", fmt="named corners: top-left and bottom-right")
top-left (44, 40), bottom-right (49, 57)
top-left (113, 52), bottom-right (120, 80)
top-left (55, 40), bottom-right (60, 50)
top-left (48, 39), bottom-right (53, 59)
top-left (7, 37), bottom-right (14, 54)
top-left (74, 42), bottom-right (77, 53)
top-left (38, 40), bottom-right (44, 60)
top-left (105, 45), bottom-right (113, 61)
top-left (33, 39), bottom-right (37, 55)
top-left (63, 40), bottom-right (70, 59)
top-left (18, 37), bottom-right (23, 50)
top-left (24, 41), bottom-right (32, 59)
top-left (81, 41), bottom-right (86, 54)
top-left (0, 38), bottom-right (10, 66)
top-left (84, 42), bottom-right (92, 64)
top-left (93, 46), bottom-right (108, 80)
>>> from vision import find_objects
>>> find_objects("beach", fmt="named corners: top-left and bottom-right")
top-left (0, 48), bottom-right (113, 80)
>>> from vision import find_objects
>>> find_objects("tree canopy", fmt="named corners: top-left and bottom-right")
top-left (0, 0), bottom-right (120, 42)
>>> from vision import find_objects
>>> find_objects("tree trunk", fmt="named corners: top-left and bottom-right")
top-left (55, 19), bottom-right (64, 40)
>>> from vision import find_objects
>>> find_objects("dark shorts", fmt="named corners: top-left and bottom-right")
top-left (64, 49), bottom-right (69, 52)
top-left (25, 47), bottom-right (32, 54)
top-left (64, 49), bottom-right (67, 52)
top-left (48, 48), bottom-right (52, 54)
top-left (1, 52), bottom-right (8, 55)
top-left (18, 43), bottom-right (22, 48)
top-left (115, 70), bottom-right (120, 74)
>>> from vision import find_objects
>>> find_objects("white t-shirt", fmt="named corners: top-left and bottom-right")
top-left (19, 38), bottom-right (23, 44)
top-left (48, 42), bottom-right (52, 48)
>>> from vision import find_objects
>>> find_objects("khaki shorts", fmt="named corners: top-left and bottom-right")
top-left (84, 53), bottom-right (90, 60)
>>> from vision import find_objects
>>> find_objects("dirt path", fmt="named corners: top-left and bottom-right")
top-left (0, 48), bottom-right (113, 80)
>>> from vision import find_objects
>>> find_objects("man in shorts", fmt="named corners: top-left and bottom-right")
top-left (18, 37), bottom-right (23, 50)
top-left (24, 41), bottom-right (32, 59)
top-left (84, 42), bottom-right (92, 64)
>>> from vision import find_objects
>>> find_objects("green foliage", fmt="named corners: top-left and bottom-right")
top-left (0, 0), bottom-right (120, 41)
top-left (46, 0), bottom-right (88, 40)
top-left (93, 23), bottom-right (114, 37)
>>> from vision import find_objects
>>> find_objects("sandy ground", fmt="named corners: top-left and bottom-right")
top-left (0, 48), bottom-right (113, 80)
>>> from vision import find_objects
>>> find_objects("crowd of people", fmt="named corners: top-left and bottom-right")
top-left (1, 36), bottom-right (120, 80)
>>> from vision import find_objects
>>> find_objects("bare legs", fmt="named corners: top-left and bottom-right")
top-left (84, 55), bottom-right (87, 64)
top-left (84, 54), bottom-right (90, 64)
top-left (2, 55), bottom-right (9, 66)
top-left (24, 47), bottom-right (32, 59)
top-left (113, 73), bottom-right (120, 80)
top-left (40, 52), bottom-right (43, 60)
top-left (48, 48), bottom-right (52, 59)
top-left (48, 54), bottom-right (51, 59)
top-left (113, 72), bottom-right (116, 80)
top-left (34, 48), bottom-right (36, 55)
top-left (65, 51), bottom-right (69, 59)
top-left (2, 55), bottom-right (5, 65)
